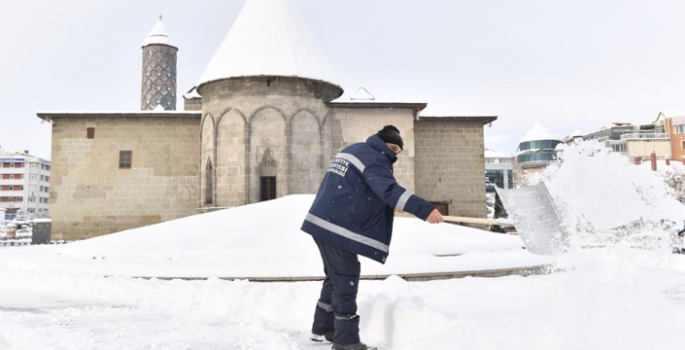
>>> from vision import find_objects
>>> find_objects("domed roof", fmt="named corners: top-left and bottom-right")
top-left (142, 16), bottom-right (174, 48)
top-left (520, 122), bottom-right (561, 143)
top-left (197, 0), bottom-right (338, 89)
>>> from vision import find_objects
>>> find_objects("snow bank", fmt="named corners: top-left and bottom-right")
top-left (1, 195), bottom-right (547, 278)
top-left (527, 140), bottom-right (685, 249)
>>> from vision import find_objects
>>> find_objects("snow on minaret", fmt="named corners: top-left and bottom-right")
top-left (197, 0), bottom-right (338, 89)
top-left (141, 15), bottom-right (178, 111)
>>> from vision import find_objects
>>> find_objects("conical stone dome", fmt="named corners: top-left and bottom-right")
top-left (197, 0), bottom-right (340, 91)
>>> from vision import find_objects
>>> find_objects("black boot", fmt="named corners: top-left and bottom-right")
top-left (310, 331), bottom-right (334, 343)
top-left (331, 342), bottom-right (377, 350)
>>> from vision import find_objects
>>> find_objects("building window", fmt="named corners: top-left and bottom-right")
top-left (119, 151), bottom-right (132, 169)
top-left (675, 124), bottom-right (685, 134)
top-left (430, 201), bottom-right (450, 216)
top-left (682, 140), bottom-right (685, 150)
top-left (87, 127), bottom-right (95, 139)
top-left (260, 176), bottom-right (276, 201)
top-left (10, 163), bottom-right (14, 168)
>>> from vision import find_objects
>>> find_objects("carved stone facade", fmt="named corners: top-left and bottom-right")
top-left (141, 44), bottom-right (177, 111)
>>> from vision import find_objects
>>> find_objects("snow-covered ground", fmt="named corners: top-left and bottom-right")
top-left (1, 141), bottom-right (684, 350)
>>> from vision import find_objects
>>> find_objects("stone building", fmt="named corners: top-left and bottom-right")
top-left (38, 0), bottom-right (496, 240)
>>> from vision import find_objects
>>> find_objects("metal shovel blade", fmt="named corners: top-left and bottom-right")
top-left (495, 183), bottom-right (568, 255)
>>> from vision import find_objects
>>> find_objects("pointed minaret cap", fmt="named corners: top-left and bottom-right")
top-left (142, 15), bottom-right (175, 48)
top-left (197, 0), bottom-right (338, 89)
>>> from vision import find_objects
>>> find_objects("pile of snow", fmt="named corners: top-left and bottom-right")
top-left (1, 249), bottom-right (683, 349)
top-left (647, 160), bottom-right (685, 205)
top-left (527, 140), bottom-right (685, 249)
top-left (0, 195), bottom-right (544, 278)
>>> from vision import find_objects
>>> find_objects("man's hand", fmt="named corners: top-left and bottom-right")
top-left (426, 209), bottom-right (443, 224)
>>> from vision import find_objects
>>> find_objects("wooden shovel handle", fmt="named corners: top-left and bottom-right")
top-left (395, 212), bottom-right (500, 225)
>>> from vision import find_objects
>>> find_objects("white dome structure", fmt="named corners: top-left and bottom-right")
top-left (517, 122), bottom-right (561, 170)
top-left (519, 122), bottom-right (561, 143)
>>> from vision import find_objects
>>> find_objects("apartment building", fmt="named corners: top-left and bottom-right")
top-left (663, 114), bottom-right (685, 161)
top-left (0, 150), bottom-right (51, 220)
top-left (584, 122), bottom-right (671, 161)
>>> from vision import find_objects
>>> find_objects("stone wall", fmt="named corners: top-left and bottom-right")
top-left (198, 77), bottom-right (341, 205)
top-left (324, 106), bottom-right (416, 192)
top-left (414, 118), bottom-right (487, 218)
top-left (49, 115), bottom-right (200, 240)
top-left (184, 97), bottom-right (202, 111)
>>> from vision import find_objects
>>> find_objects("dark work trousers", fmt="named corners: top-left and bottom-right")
top-left (311, 238), bottom-right (361, 345)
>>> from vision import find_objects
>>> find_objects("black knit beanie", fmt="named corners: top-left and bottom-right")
top-left (377, 125), bottom-right (404, 150)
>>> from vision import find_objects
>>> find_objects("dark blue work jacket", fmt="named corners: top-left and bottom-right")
top-left (301, 135), bottom-right (436, 263)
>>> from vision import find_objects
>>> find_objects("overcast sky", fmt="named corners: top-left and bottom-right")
top-left (2, 0), bottom-right (685, 160)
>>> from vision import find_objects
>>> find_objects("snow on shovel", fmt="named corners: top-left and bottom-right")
top-left (397, 182), bottom-right (567, 255)
top-left (495, 182), bottom-right (568, 255)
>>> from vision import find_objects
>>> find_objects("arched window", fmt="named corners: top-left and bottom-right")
top-left (205, 159), bottom-right (213, 204)
top-left (260, 148), bottom-right (277, 201)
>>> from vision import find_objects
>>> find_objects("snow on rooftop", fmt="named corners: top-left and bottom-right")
top-left (141, 16), bottom-right (174, 48)
top-left (330, 87), bottom-right (426, 105)
top-left (183, 86), bottom-right (201, 99)
top-left (197, 0), bottom-right (338, 88)
top-left (485, 150), bottom-right (512, 159)
top-left (520, 122), bottom-right (561, 143)
top-left (37, 110), bottom-right (200, 115)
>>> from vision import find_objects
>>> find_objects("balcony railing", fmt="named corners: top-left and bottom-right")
top-left (619, 132), bottom-right (669, 140)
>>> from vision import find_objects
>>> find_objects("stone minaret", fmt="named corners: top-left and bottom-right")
top-left (141, 16), bottom-right (177, 111)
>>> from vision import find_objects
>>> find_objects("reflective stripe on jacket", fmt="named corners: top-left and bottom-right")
top-left (301, 134), bottom-right (436, 263)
